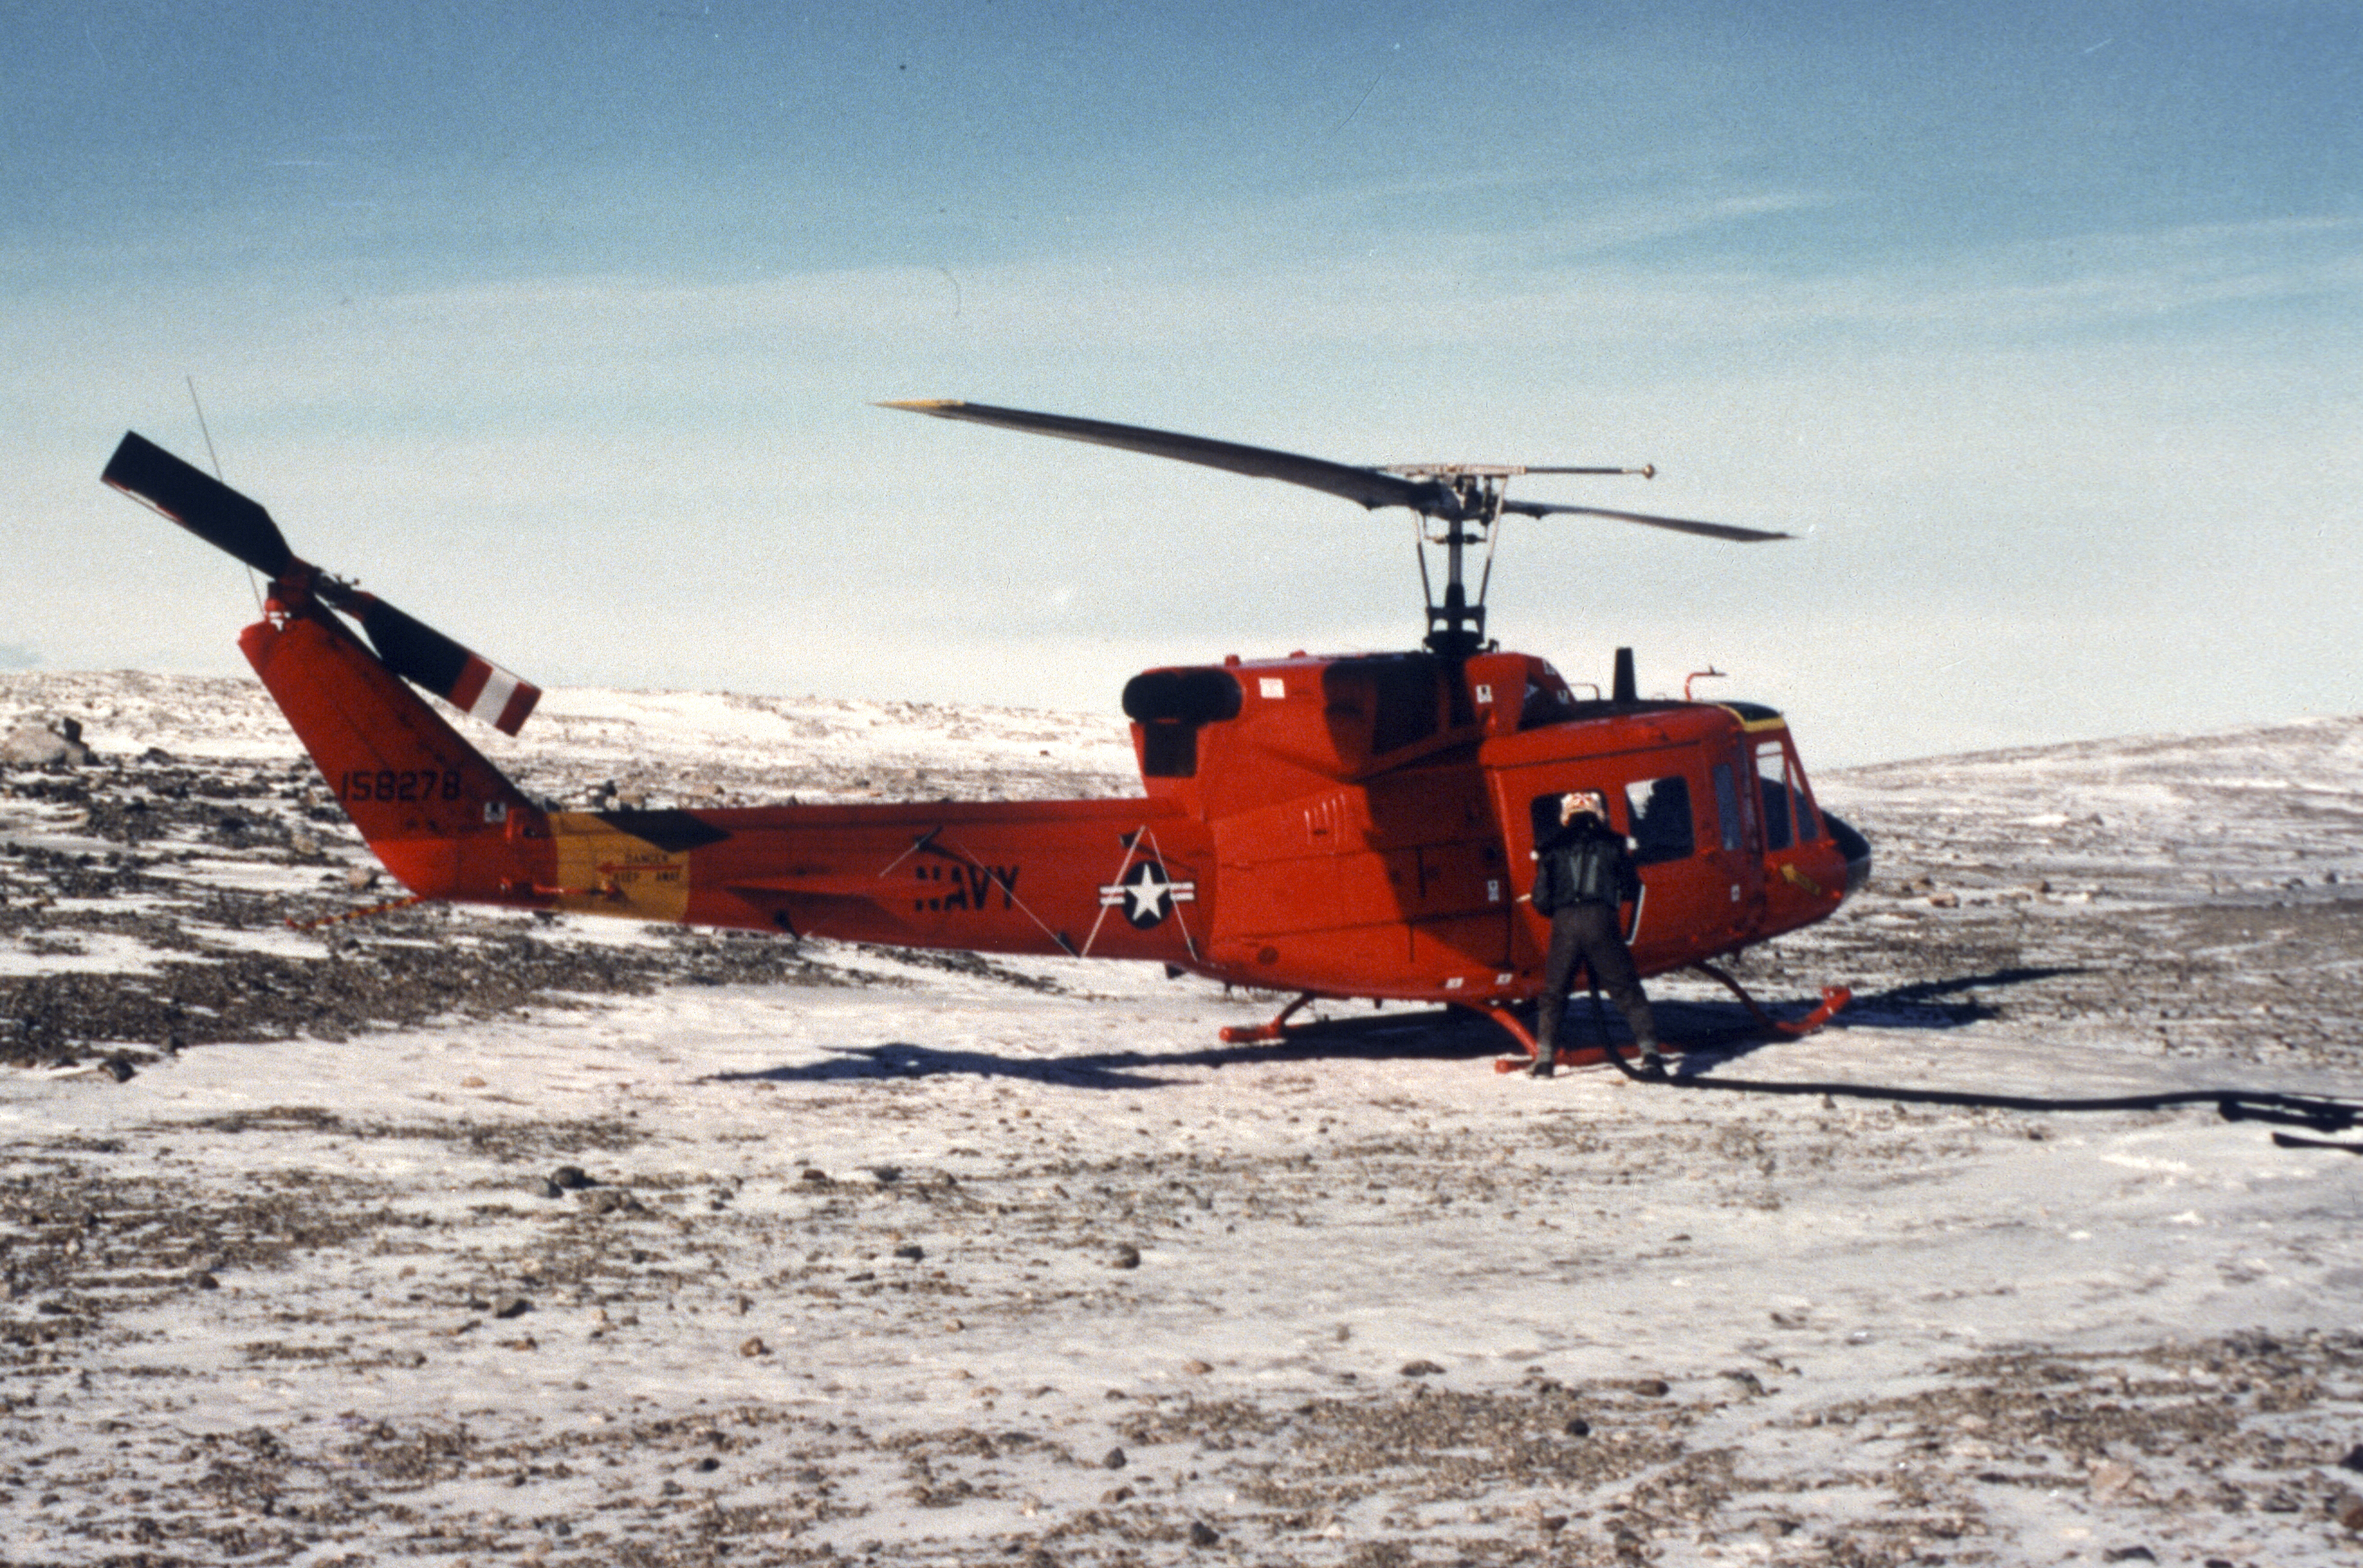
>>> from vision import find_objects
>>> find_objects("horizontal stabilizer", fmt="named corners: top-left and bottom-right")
top-left (102, 431), bottom-right (295, 577)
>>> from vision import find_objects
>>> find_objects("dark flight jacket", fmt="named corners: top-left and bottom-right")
top-left (1531, 817), bottom-right (1640, 915)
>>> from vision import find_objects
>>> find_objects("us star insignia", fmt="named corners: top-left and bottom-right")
top-left (1099, 859), bottom-right (1196, 929)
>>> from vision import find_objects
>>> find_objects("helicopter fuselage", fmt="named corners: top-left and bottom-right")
top-left (244, 604), bottom-right (1866, 1011)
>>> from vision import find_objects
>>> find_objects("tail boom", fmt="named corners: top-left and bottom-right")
top-left (240, 603), bottom-right (1213, 966)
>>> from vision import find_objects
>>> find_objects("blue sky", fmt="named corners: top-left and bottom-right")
top-left (5, 0), bottom-right (2355, 765)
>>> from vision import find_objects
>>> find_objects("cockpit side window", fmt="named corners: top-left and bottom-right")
top-left (1787, 747), bottom-right (1822, 841)
top-left (1756, 739), bottom-right (1794, 851)
top-left (1623, 775), bottom-right (1695, 865)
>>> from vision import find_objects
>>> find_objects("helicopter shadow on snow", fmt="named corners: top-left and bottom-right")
top-left (706, 965), bottom-right (2085, 1091)
top-left (707, 1010), bottom-right (1506, 1091)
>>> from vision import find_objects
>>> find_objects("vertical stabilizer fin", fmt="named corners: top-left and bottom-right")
top-left (239, 605), bottom-right (540, 901)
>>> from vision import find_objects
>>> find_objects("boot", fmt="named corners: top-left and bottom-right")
top-left (1528, 1049), bottom-right (1556, 1079)
top-left (1633, 1043), bottom-right (1669, 1081)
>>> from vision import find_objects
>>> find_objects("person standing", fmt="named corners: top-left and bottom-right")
top-left (1527, 791), bottom-right (1665, 1079)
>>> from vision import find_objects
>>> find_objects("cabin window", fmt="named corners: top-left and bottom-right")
top-left (1712, 762), bottom-right (1743, 851)
top-left (1623, 775), bottom-right (1695, 865)
top-left (1756, 740), bottom-right (1795, 851)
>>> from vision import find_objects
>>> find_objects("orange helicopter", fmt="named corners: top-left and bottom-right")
top-left (102, 402), bottom-right (1868, 1067)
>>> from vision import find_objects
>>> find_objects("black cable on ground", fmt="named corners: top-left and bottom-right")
top-left (1591, 1041), bottom-right (2363, 1142)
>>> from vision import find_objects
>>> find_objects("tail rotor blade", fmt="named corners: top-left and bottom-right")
top-left (101, 431), bottom-right (542, 736)
top-left (350, 594), bottom-right (542, 736)
top-left (102, 432), bottom-right (296, 577)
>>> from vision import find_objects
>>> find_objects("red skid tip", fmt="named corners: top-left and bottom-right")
top-left (1774, 985), bottom-right (1854, 1036)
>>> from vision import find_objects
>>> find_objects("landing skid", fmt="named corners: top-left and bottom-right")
top-left (1690, 963), bottom-right (1853, 1036)
top-left (1218, 992), bottom-right (1318, 1045)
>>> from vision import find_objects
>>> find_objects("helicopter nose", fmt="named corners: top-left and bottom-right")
top-left (1823, 812), bottom-right (1872, 900)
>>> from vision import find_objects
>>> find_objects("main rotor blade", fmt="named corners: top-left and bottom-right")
top-left (881, 399), bottom-right (1449, 515)
top-left (335, 589), bottom-right (542, 736)
top-left (102, 431), bottom-right (295, 577)
top-left (1503, 499), bottom-right (1792, 543)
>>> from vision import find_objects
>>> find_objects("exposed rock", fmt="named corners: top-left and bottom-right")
top-left (3, 717), bottom-right (92, 767)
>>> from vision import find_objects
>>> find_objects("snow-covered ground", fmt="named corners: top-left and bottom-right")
top-left (2, 673), bottom-right (2360, 1567)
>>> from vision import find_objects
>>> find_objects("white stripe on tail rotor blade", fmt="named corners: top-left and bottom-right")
top-left (494, 681), bottom-right (542, 735)
top-left (466, 663), bottom-right (519, 727)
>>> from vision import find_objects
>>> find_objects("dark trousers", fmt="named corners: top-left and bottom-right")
top-left (1535, 901), bottom-right (1657, 1058)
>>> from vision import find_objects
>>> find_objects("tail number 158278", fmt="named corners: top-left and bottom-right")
top-left (340, 769), bottom-right (463, 803)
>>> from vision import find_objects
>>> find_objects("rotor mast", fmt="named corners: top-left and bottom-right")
top-left (1398, 469), bottom-right (1510, 658)
top-left (1385, 464), bottom-right (1649, 659)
